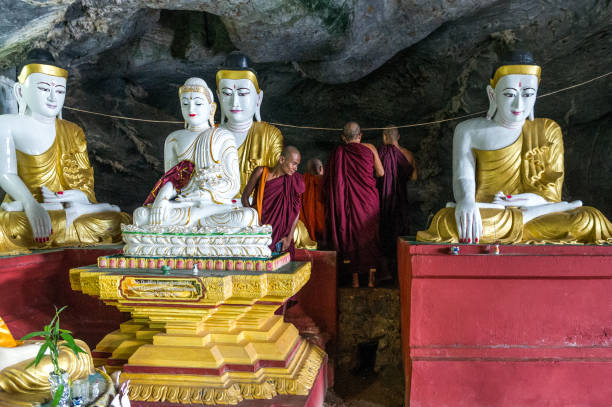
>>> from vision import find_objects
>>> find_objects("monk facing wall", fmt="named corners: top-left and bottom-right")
top-left (326, 122), bottom-right (385, 287)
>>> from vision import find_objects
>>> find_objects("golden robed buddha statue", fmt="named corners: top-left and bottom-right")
top-left (0, 49), bottom-right (129, 255)
top-left (417, 50), bottom-right (612, 244)
top-left (216, 52), bottom-right (316, 249)
top-left (0, 316), bottom-right (94, 398)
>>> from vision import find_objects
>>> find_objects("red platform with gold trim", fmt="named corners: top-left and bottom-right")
top-left (0, 246), bottom-right (126, 344)
top-left (70, 259), bottom-right (327, 406)
top-left (399, 239), bottom-right (612, 407)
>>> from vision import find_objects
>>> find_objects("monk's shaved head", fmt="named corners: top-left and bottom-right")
top-left (281, 145), bottom-right (301, 160)
top-left (343, 121), bottom-right (361, 142)
top-left (306, 158), bottom-right (324, 175)
top-left (383, 125), bottom-right (400, 142)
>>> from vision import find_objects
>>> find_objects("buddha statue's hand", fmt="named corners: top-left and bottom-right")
top-left (42, 186), bottom-right (90, 205)
top-left (196, 165), bottom-right (224, 188)
top-left (492, 191), bottom-right (548, 207)
top-left (23, 200), bottom-right (52, 242)
top-left (455, 200), bottom-right (482, 243)
top-left (150, 199), bottom-right (171, 226)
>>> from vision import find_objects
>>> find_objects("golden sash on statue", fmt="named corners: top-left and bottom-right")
top-left (237, 121), bottom-right (283, 193)
top-left (0, 340), bottom-right (94, 394)
top-left (418, 118), bottom-right (612, 244)
top-left (0, 119), bottom-right (129, 254)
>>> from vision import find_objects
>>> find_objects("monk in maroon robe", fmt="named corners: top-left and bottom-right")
top-left (326, 121), bottom-right (385, 287)
top-left (242, 146), bottom-right (304, 259)
top-left (378, 125), bottom-right (417, 259)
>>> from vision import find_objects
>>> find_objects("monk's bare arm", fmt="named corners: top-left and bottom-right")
top-left (241, 166), bottom-right (264, 207)
top-left (363, 143), bottom-right (384, 177)
top-left (401, 148), bottom-right (418, 180)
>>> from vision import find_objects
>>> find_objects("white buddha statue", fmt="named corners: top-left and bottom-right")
top-left (216, 52), bottom-right (316, 249)
top-left (0, 49), bottom-right (128, 255)
top-left (132, 77), bottom-right (258, 230)
top-left (418, 50), bottom-right (612, 244)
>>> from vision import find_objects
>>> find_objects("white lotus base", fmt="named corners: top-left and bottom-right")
top-left (121, 224), bottom-right (273, 258)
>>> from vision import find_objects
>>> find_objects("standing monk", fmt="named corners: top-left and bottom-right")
top-left (299, 158), bottom-right (326, 246)
top-left (326, 122), bottom-right (385, 287)
top-left (242, 146), bottom-right (304, 259)
top-left (378, 125), bottom-right (417, 260)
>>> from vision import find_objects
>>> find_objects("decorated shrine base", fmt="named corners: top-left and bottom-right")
top-left (97, 251), bottom-right (290, 272)
top-left (70, 260), bottom-right (326, 406)
top-left (398, 241), bottom-right (612, 407)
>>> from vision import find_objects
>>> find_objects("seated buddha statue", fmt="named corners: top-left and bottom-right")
top-left (216, 52), bottom-right (316, 249)
top-left (0, 316), bottom-right (94, 396)
top-left (133, 77), bottom-right (258, 229)
top-left (417, 51), bottom-right (612, 244)
top-left (0, 49), bottom-right (129, 255)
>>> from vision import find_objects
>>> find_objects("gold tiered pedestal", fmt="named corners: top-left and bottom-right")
top-left (69, 261), bottom-right (326, 406)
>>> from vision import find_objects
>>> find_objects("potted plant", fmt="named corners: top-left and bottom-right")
top-left (21, 305), bottom-right (86, 407)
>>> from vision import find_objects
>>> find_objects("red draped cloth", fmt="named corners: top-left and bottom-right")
top-left (325, 143), bottom-right (381, 276)
top-left (255, 170), bottom-right (305, 259)
top-left (378, 144), bottom-right (414, 256)
top-left (299, 173), bottom-right (326, 245)
top-left (143, 160), bottom-right (195, 206)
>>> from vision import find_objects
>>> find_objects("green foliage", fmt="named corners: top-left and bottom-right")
top-left (20, 305), bottom-right (86, 407)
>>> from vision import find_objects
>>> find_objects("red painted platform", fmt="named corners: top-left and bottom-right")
top-left (398, 240), bottom-right (612, 407)
top-left (0, 246), bottom-right (126, 345)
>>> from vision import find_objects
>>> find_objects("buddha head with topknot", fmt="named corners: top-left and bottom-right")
top-left (216, 52), bottom-right (263, 125)
top-left (14, 48), bottom-right (68, 119)
top-left (179, 77), bottom-right (216, 130)
top-left (486, 50), bottom-right (541, 128)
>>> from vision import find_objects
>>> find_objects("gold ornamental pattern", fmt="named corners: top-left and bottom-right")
top-left (122, 343), bottom-right (324, 404)
top-left (120, 277), bottom-right (204, 300)
top-left (128, 383), bottom-right (243, 405)
top-left (71, 262), bottom-right (311, 303)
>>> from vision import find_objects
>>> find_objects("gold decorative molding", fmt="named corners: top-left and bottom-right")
top-left (120, 277), bottom-right (204, 300)
top-left (238, 381), bottom-right (277, 399)
top-left (129, 383), bottom-right (243, 405)
top-left (71, 262), bottom-right (311, 303)
top-left (99, 275), bottom-right (122, 299)
top-left (122, 343), bottom-right (324, 404)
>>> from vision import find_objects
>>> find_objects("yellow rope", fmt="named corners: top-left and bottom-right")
top-left (63, 70), bottom-right (612, 131)
top-left (63, 106), bottom-right (183, 124)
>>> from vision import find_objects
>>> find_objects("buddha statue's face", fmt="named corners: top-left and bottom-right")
top-left (20, 72), bottom-right (66, 118)
top-left (180, 92), bottom-right (211, 129)
top-left (218, 78), bottom-right (260, 124)
top-left (492, 74), bottom-right (538, 125)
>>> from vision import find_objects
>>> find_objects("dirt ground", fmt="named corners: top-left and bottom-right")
top-left (324, 363), bottom-right (404, 407)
